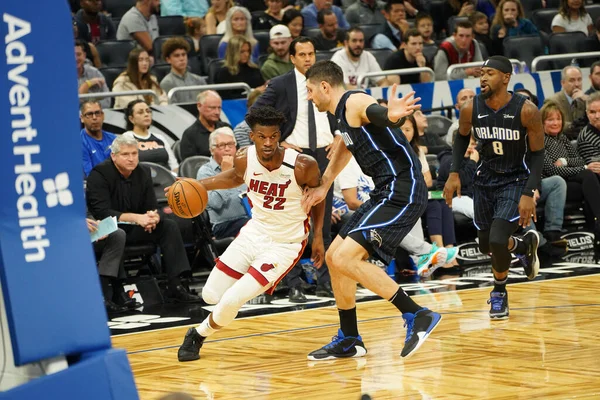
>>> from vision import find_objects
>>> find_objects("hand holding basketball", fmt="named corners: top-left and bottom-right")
top-left (167, 178), bottom-right (209, 218)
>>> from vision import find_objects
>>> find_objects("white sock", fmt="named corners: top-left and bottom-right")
top-left (196, 317), bottom-right (217, 338)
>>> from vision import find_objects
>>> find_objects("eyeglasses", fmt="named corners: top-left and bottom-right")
top-left (214, 142), bottom-right (236, 150)
top-left (83, 110), bottom-right (103, 118)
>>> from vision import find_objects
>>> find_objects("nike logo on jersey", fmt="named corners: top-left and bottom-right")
top-left (503, 114), bottom-right (515, 119)
top-left (91, 150), bottom-right (97, 153)
top-left (478, 114), bottom-right (488, 118)
top-left (253, 172), bottom-right (263, 176)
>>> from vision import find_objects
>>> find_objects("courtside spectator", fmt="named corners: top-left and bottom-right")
top-left (551, 0), bottom-right (593, 35)
top-left (113, 48), bottom-right (168, 109)
top-left (585, 61), bottom-right (600, 96)
top-left (491, 0), bottom-right (538, 53)
top-left (74, 0), bottom-right (116, 44)
top-left (252, 0), bottom-right (285, 31)
top-left (181, 91), bottom-right (232, 159)
top-left (384, 29), bottom-right (433, 84)
top-left (577, 93), bottom-right (600, 165)
top-left (282, 9), bottom-right (304, 39)
top-left (415, 13), bottom-right (435, 45)
top-left (331, 27), bottom-right (399, 89)
top-left (197, 127), bottom-right (251, 239)
top-left (233, 88), bottom-right (265, 147)
top-left (218, 7), bottom-right (260, 64)
top-left (87, 133), bottom-right (200, 303)
top-left (446, 88), bottom-right (476, 145)
top-left (312, 10), bottom-right (345, 51)
top-left (215, 35), bottom-right (266, 99)
top-left (345, 0), bottom-right (386, 26)
top-left (160, 37), bottom-right (207, 104)
top-left (81, 100), bottom-right (116, 176)
top-left (206, 0), bottom-right (234, 35)
top-left (434, 21), bottom-right (483, 81)
top-left (72, 20), bottom-right (102, 68)
top-left (371, 0), bottom-right (410, 50)
top-left (185, 17), bottom-right (206, 53)
top-left (470, 11), bottom-right (495, 56)
top-left (301, 0), bottom-right (349, 29)
top-left (75, 40), bottom-right (110, 109)
top-left (544, 66), bottom-right (587, 139)
top-left (117, 0), bottom-right (160, 58)
top-left (260, 25), bottom-right (294, 81)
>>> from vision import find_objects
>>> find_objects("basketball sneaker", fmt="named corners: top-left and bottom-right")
top-left (401, 308), bottom-right (442, 358)
top-left (412, 244), bottom-right (443, 277)
top-left (178, 328), bottom-right (205, 362)
top-left (307, 329), bottom-right (367, 361)
top-left (488, 291), bottom-right (509, 320)
top-left (419, 247), bottom-right (459, 278)
top-left (516, 230), bottom-right (540, 280)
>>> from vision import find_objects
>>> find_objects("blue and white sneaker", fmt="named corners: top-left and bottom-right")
top-left (307, 329), bottom-right (367, 361)
top-left (488, 291), bottom-right (509, 319)
top-left (401, 308), bottom-right (442, 358)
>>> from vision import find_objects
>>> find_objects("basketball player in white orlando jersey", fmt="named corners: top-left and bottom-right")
top-left (174, 106), bottom-right (326, 362)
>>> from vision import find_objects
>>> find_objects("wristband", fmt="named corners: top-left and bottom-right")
top-left (86, 80), bottom-right (92, 88)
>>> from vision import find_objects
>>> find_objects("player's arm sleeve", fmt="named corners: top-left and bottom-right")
top-left (365, 104), bottom-right (405, 128)
top-left (450, 133), bottom-right (470, 173)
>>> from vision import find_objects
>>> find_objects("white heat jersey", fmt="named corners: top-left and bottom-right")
top-left (244, 146), bottom-right (309, 243)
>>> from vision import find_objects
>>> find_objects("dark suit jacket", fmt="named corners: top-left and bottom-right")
top-left (250, 69), bottom-right (336, 144)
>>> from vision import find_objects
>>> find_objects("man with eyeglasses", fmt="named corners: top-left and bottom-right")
top-left (196, 127), bottom-right (250, 239)
top-left (81, 100), bottom-right (116, 176)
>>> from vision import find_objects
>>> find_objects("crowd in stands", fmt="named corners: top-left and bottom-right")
top-left (72, 0), bottom-right (600, 311)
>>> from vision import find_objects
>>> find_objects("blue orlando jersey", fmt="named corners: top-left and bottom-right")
top-left (334, 90), bottom-right (425, 196)
top-left (471, 92), bottom-right (530, 183)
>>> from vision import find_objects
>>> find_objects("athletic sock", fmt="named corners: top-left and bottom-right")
top-left (338, 307), bottom-right (359, 337)
top-left (389, 287), bottom-right (423, 314)
top-left (493, 277), bottom-right (508, 293)
top-left (196, 316), bottom-right (217, 338)
top-left (510, 236), bottom-right (527, 255)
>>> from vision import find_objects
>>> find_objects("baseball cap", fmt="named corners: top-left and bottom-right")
top-left (269, 25), bottom-right (291, 40)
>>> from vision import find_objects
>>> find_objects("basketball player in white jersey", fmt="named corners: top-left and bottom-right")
top-left (175, 106), bottom-right (325, 362)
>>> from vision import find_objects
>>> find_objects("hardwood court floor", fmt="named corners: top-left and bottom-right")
top-left (114, 274), bottom-right (600, 400)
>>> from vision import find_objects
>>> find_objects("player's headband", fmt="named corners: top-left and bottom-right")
top-left (482, 56), bottom-right (512, 74)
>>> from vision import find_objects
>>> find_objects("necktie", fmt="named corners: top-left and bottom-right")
top-left (308, 100), bottom-right (317, 152)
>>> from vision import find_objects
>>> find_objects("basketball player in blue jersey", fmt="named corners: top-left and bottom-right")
top-left (174, 106), bottom-right (326, 362)
top-left (302, 61), bottom-right (442, 360)
top-left (443, 55), bottom-right (544, 320)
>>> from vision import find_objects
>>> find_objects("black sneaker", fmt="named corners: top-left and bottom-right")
top-left (516, 230), bottom-right (540, 280)
top-left (488, 291), bottom-right (509, 320)
top-left (178, 328), bottom-right (205, 362)
top-left (307, 329), bottom-right (367, 361)
top-left (401, 308), bottom-right (442, 358)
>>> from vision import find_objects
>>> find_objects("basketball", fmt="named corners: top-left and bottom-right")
top-left (168, 178), bottom-right (208, 218)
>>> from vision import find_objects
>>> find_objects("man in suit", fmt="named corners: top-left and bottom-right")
top-left (544, 66), bottom-right (587, 139)
top-left (251, 36), bottom-right (336, 301)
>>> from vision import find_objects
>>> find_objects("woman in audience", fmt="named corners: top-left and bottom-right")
top-left (551, 0), bottom-right (593, 35)
top-left (282, 9), bottom-right (304, 39)
top-left (253, 0), bottom-right (285, 31)
top-left (215, 35), bottom-right (266, 99)
top-left (218, 7), bottom-right (260, 64)
top-left (206, 0), bottom-right (234, 35)
top-left (403, 115), bottom-right (456, 249)
top-left (112, 49), bottom-right (168, 109)
top-left (414, 110), bottom-right (451, 155)
top-left (491, 0), bottom-right (538, 48)
top-left (185, 17), bottom-right (206, 53)
top-left (541, 101), bottom-right (600, 235)
top-left (124, 100), bottom-right (179, 173)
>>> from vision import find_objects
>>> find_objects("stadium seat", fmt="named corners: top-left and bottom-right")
top-left (153, 35), bottom-right (195, 63)
top-left (96, 40), bottom-right (137, 67)
top-left (587, 5), bottom-right (600, 24)
top-left (502, 35), bottom-right (544, 70)
top-left (548, 32), bottom-right (587, 70)
top-left (521, 0), bottom-right (543, 17)
top-left (150, 63), bottom-right (172, 83)
top-left (104, 0), bottom-right (135, 19)
top-left (254, 30), bottom-right (271, 55)
top-left (172, 141), bottom-right (182, 163)
top-left (179, 156), bottom-right (212, 178)
top-left (367, 48), bottom-right (393, 68)
top-left (200, 34), bottom-right (224, 74)
top-left (423, 44), bottom-right (438, 65)
top-left (141, 162), bottom-right (176, 205)
top-left (302, 27), bottom-right (322, 39)
top-left (531, 8), bottom-right (558, 34)
top-left (578, 38), bottom-right (600, 67)
top-left (157, 16), bottom-right (186, 36)
top-left (99, 66), bottom-right (124, 91)
top-left (426, 115), bottom-right (453, 137)
top-left (207, 59), bottom-right (225, 84)
top-left (316, 50), bottom-right (336, 62)
top-left (358, 24), bottom-right (380, 47)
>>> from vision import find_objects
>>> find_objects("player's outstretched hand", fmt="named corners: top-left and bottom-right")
top-left (388, 86), bottom-right (421, 124)
top-left (311, 234), bottom-right (325, 268)
top-left (442, 172), bottom-right (461, 207)
top-left (518, 195), bottom-right (537, 228)
top-left (302, 185), bottom-right (327, 214)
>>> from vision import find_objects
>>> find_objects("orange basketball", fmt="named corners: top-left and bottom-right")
top-left (168, 178), bottom-right (208, 218)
